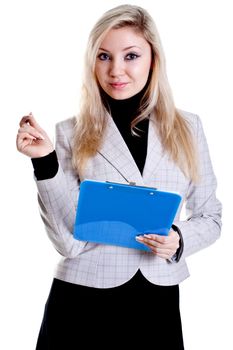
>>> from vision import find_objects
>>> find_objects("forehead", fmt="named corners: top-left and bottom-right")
top-left (99, 27), bottom-right (150, 51)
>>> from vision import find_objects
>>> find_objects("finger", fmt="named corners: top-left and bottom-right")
top-left (146, 244), bottom-right (175, 258)
top-left (17, 132), bottom-right (37, 144)
top-left (19, 112), bottom-right (33, 127)
top-left (138, 237), bottom-right (178, 255)
top-left (145, 231), bottom-right (179, 245)
top-left (151, 245), bottom-right (175, 257)
top-left (136, 236), bottom-right (176, 258)
top-left (142, 235), bottom-right (170, 248)
top-left (143, 240), bottom-right (171, 253)
top-left (16, 131), bottom-right (38, 149)
top-left (16, 134), bottom-right (37, 152)
top-left (18, 125), bottom-right (45, 140)
top-left (144, 234), bottom-right (168, 244)
top-left (136, 235), bottom-right (161, 248)
top-left (19, 113), bottom-right (43, 131)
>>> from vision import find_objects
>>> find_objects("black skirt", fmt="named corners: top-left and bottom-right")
top-left (36, 270), bottom-right (184, 349)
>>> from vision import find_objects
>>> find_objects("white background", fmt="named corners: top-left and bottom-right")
top-left (0, 0), bottom-right (232, 349)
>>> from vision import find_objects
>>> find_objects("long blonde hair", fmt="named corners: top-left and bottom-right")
top-left (72, 4), bottom-right (198, 182)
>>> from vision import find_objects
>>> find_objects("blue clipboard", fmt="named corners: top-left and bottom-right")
top-left (73, 180), bottom-right (182, 251)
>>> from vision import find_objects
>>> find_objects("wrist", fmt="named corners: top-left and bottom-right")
top-left (31, 150), bottom-right (58, 180)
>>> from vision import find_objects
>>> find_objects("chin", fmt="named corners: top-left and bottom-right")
top-left (108, 91), bottom-right (135, 100)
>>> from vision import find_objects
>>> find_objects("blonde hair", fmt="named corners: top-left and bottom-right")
top-left (72, 4), bottom-right (198, 182)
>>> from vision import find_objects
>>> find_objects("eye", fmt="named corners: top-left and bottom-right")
top-left (98, 53), bottom-right (111, 61)
top-left (125, 53), bottom-right (140, 60)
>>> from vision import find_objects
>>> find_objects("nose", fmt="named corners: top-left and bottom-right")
top-left (109, 58), bottom-right (125, 77)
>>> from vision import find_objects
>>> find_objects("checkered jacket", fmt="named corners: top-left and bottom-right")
top-left (34, 111), bottom-right (222, 287)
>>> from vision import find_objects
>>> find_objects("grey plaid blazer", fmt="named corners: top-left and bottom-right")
top-left (35, 111), bottom-right (222, 287)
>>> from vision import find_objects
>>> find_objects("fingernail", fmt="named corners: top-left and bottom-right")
top-left (135, 236), bottom-right (143, 241)
top-left (37, 133), bottom-right (45, 140)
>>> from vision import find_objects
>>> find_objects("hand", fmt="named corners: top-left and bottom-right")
top-left (16, 113), bottom-right (54, 158)
top-left (136, 230), bottom-right (180, 259)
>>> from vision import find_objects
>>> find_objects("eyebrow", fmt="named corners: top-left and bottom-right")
top-left (98, 46), bottom-right (141, 52)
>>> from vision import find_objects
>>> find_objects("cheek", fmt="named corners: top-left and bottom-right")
top-left (95, 64), bottom-right (104, 83)
top-left (130, 60), bottom-right (151, 79)
top-left (141, 59), bottom-right (152, 77)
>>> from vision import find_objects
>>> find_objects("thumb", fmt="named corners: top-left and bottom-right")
top-left (19, 113), bottom-right (43, 132)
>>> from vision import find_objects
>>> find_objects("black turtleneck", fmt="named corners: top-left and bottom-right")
top-left (103, 89), bottom-right (149, 174)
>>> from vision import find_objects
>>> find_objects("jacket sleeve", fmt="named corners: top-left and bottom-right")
top-left (174, 114), bottom-right (222, 259)
top-left (34, 118), bottom-right (87, 258)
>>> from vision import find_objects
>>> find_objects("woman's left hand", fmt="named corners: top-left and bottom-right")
top-left (136, 230), bottom-right (180, 259)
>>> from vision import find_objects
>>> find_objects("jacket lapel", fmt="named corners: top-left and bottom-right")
top-left (142, 117), bottom-right (165, 182)
top-left (97, 114), bottom-right (165, 185)
top-left (98, 115), bottom-right (144, 185)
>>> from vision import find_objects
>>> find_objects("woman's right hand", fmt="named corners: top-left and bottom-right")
top-left (16, 113), bottom-right (54, 158)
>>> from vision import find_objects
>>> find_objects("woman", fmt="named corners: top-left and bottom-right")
top-left (16, 4), bottom-right (222, 349)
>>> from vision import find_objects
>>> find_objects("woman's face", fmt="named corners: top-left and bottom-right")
top-left (95, 27), bottom-right (152, 100)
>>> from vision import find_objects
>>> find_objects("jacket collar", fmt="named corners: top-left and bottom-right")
top-left (97, 113), bottom-right (165, 185)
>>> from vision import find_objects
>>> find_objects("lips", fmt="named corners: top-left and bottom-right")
top-left (109, 82), bottom-right (128, 89)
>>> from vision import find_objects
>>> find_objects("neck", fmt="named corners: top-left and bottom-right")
top-left (101, 86), bottom-right (147, 122)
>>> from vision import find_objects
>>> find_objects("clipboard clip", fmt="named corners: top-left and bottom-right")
top-left (106, 181), bottom-right (157, 190)
top-left (106, 180), bottom-right (136, 186)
